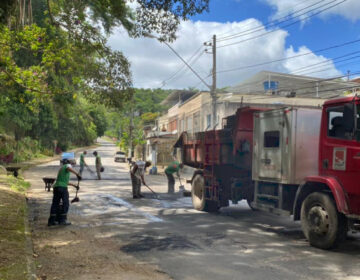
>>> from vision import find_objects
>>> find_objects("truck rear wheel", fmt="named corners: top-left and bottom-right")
top-left (247, 199), bottom-right (257, 211)
top-left (191, 174), bottom-right (218, 212)
top-left (300, 192), bottom-right (346, 249)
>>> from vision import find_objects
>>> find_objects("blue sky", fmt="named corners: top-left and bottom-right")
top-left (191, 0), bottom-right (360, 77)
top-left (109, 0), bottom-right (360, 89)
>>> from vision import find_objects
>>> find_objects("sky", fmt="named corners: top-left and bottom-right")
top-left (108, 0), bottom-right (360, 90)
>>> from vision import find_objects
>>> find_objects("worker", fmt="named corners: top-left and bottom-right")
top-left (130, 160), bottom-right (151, 198)
top-left (165, 161), bottom-right (184, 194)
top-left (93, 151), bottom-right (102, 180)
top-left (79, 150), bottom-right (87, 176)
top-left (48, 159), bottom-right (81, 226)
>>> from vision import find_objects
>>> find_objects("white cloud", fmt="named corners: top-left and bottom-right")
top-left (265, 0), bottom-right (360, 22)
top-left (283, 46), bottom-right (342, 77)
top-left (108, 18), bottom-right (342, 89)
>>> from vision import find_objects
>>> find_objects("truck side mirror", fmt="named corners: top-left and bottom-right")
top-left (343, 103), bottom-right (355, 133)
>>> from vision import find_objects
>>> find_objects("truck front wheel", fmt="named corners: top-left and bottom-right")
top-left (191, 174), bottom-right (218, 212)
top-left (300, 192), bottom-right (346, 249)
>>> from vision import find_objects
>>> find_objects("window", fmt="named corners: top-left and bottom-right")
top-left (186, 116), bottom-right (193, 133)
top-left (327, 104), bottom-right (355, 140)
top-left (206, 114), bottom-right (211, 129)
top-left (264, 131), bottom-right (280, 148)
top-left (193, 112), bottom-right (200, 133)
top-left (179, 119), bottom-right (184, 132)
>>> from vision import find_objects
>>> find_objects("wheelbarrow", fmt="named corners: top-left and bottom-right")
top-left (43, 177), bottom-right (55, 192)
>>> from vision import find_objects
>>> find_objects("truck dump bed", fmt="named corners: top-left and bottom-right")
top-left (176, 107), bottom-right (266, 171)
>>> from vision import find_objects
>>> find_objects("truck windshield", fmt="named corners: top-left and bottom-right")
top-left (356, 104), bottom-right (360, 141)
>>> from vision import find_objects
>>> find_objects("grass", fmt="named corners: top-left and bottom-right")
top-left (0, 175), bottom-right (31, 280)
top-left (0, 175), bottom-right (31, 193)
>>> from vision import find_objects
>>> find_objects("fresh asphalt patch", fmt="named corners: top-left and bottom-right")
top-left (121, 231), bottom-right (199, 253)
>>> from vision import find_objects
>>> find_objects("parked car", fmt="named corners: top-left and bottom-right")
top-left (114, 151), bottom-right (126, 162)
top-left (60, 152), bottom-right (76, 165)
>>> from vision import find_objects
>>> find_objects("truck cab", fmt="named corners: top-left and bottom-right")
top-left (319, 97), bottom-right (360, 217)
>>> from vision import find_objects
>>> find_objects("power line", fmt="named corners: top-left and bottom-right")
top-left (217, 0), bottom-right (347, 49)
top-left (290, 51), bottom-right (360, 74)
top-left (216, 0), bottom-right (320, 39)
top-left (226, 67), bottom-right (360, 96)
top-left (231, 70), bottom-right (360, 97)
top-left (295, 59), bottom-right (360, 76)
top-left (217, 0), bottom-right (332, 42)
top-left (161, 50), bottom-right (206, 87)
top-left (158, 45), bottom-right (204, 87)
top-left (216, 37), bottom-right (360, 75)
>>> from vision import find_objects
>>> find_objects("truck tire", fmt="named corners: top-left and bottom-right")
top-left (300, 192), bottom-right (346, 249)
top-left (191, 174), bottom-right (218, 212)
top-left (247, 199), bottom-right (257, 211)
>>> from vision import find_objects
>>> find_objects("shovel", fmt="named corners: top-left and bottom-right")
top-left (71, 180), bottom-right (80, 203)
top-left (178, 176), bottom-right (191, 197)
top-left (71, 189), bottom-right (80, 203)
top-left (144, 184), bottom-right (160, 200)
top-left (85, 165), bottom-right (97, 177)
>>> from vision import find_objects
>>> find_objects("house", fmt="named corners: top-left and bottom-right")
top-left (228, 71), bottom-right (360, 98)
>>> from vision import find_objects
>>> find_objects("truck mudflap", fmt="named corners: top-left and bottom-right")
top-left (293, 176), bottom-right (350, 220)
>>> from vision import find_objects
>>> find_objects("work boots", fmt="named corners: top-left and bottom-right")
top-left (58, 214), bottom-right (71, 226)
top-left (58, 220), bottom-right (72, 226)
top-left (48, 215), bottom-right (57, 226)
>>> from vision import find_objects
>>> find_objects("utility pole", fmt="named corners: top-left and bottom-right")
top-left (129, 96), bottom-right (134, 159)
top-left (204, 34), bottom-right (217, 129)
top-left (147, 32), bottom-right (216, 128)
top-left (211, 34), bottom-right (217, 130)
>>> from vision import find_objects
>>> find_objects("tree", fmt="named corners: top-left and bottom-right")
top-left (0, 0), bottom-right (210, 159)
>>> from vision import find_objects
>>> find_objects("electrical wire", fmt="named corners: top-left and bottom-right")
top-left (216, 0), bottom-right (322, 39)
top-left (158, 44), bottom-right (205, 88)
top-left (229, 70), bottom-right (360, 97)
top-left (216, 37), bottom-right (360, 75)
top-left (217, 0), bottom-right (332, 42)
top-left (290, 51), bottom-right (360, 74)
top-left (161, 50), bottom-right (206, 87)
top-left (225, 67), bottom-right (360, 95)
top-left (294, 59), bottom-right (360, 76)
top-left (217, 0), bottom-right (347, 49)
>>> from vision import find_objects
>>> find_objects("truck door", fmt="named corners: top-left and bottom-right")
top-left (320, 102), bottom-right (360, 215)
top-left (258, 112), bottom-right (284, 180)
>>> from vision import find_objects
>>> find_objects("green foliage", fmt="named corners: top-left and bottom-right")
top-left (6, 175), bottom-right (31, 193)
top-left (0, 0), bottom-right (210, 161)
top-left (106, 88), bottom-right (171, 152)
top-left (134, 88), bottom-right (171, 114)
top-left (141, 112), bottom-right (160, 125)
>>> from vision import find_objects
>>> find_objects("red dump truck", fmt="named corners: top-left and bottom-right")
top-left (176, 96), bottom-right (360, 249)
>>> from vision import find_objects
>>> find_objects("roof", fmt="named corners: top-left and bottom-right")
top-left (227, 71), bottom-right (359, 99)
top-left (323, 95), bottom-right (359, 106)
top-left (146, 131), bottom-right (177, 139)
top-left (160, 90), bottom-right (198, 106)
top-left (218, 93), bottom-right (325, 108)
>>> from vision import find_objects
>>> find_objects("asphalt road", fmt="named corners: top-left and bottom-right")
top-left (25, 139), bottom-right (360, 280)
